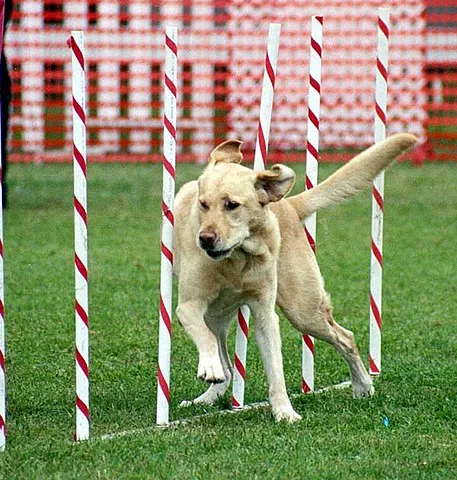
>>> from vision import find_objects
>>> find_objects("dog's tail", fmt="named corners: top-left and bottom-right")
top-left (287, 133), bottom-right (417, 222)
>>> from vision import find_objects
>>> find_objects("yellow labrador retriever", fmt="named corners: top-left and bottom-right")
top-left (174, 133), bottom-right (416, 422)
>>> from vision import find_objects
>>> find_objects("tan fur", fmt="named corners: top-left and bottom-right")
top-left (173, 133), bottom-right (417, 422)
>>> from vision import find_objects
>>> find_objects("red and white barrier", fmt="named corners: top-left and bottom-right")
top-left (70, 31), bottom-right (90, 441)
top-left (232, 23), bottom-right (281, 409)
top-left (370, 9), bottom-right (390, 375)
top-left (156, 26), bottom-right (178, 425)
top-left (8, 3), bottom-right (428, 163)
top-left (302, 16), bottom-right (323, 394)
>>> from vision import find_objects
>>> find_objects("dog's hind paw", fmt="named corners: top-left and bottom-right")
top-left (179, 381), bottom-right (230, 408)
top-left (352, 381), bottom-right (375, 399)
top-left (272, 405), bottom-right (302, 423)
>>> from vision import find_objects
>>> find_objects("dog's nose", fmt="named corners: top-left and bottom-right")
top-left (199, 231), bottom-right (217, 250)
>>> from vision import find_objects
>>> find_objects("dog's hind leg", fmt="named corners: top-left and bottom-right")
top-left (180, 315), bottom-right (233, 407)
top-left (279, 292), bottom-right (373, 398)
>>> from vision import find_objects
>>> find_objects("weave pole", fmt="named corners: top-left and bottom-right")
top-left (253, 23), bottom-right (281, 172)
top-left (70, 31), bottom-right (90, 441)
top-left (0, 0), bottom-right (6, 452)
top-left (302, 16), bottom-right (323, 394)
top-left (231, 305), bottom-right (249, 408)
top-left (232, 23), bottom-right (281, 409)
top-left (156, 26), bottom-right (178, 425)
top-left (370, 8), bottom-right (390, 376)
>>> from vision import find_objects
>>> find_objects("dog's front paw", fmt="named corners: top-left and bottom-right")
top-left (197, 356), bottom-right (225, 383)
top-left (352, 379), bottom-right (375, 398)
top-left (272, 404), bottom-right (302, 423)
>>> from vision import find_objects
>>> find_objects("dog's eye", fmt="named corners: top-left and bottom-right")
top-left (199, 200), bottom-right (209, 210)
top-left (225, 200), bottom-right (240, 211)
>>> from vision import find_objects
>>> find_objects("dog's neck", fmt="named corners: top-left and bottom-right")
top-left (241, 208), bottom-right (280, 258)
top-left (211, 215), bottom-right (280, 293)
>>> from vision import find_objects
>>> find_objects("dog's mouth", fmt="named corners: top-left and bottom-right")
top-left (203, 242), bottom-right (242, 260)
top-left (205, 248), bottom-right (232, 260)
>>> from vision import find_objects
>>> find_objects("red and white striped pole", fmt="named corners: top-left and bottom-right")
top-left (253, 23), bottom-right (281, 172)
top-left (70, 31), bottom-right (90, 441)
top-left (370, 8), bottom-right (389, 376)
top-left (157, 26), bottom-right (178, 425)
top-left (0, 0), bottom-right (6, 451)
top-left (231, 305), bottom-right (249, 408)
top-left (0, 158), bottom-right (5, 452)
top-left (302, 16), bottom-right (323, 394)
top-left (232, 23), bottom-right (281, 409)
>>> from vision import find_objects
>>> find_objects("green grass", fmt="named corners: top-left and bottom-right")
top-left (0, 161), bottom-right (456, 479)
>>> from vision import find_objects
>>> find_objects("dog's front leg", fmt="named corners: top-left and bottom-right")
top-left (249, 299), bottom-right (302, 423)
top-left (180, 316), bottom-right (232, 407)
top-left (176, 299), bottom-right (225, 383)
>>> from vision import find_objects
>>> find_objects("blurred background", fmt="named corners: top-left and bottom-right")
top-left (5, 0), bottom-right (457, 165)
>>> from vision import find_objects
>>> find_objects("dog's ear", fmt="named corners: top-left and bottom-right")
top-left (209, 140), bottom-right (243, 165)
top-left (255, 164), bottom-right (296, 204)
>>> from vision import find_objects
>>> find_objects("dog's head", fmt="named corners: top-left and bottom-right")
top-left (196, 140), bottom-right (296, 260)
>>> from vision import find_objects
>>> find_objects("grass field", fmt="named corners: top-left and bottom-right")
top-left (0, 160), bottom-right (456, 479)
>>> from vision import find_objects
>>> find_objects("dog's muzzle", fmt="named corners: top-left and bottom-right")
top-left (198, 231), bottom-right (243, 260)
top-left (199, 231), bottom-right (217, 251)
top-left (198, 232), bottom-right (240, 260)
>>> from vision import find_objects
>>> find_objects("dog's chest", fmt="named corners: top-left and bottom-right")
top-left (206, 287), bottom-right (247, 321)
top-left (216, 256), bottom-right (273, 297)
top-left (205, 257), bottom-right (275, 320)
